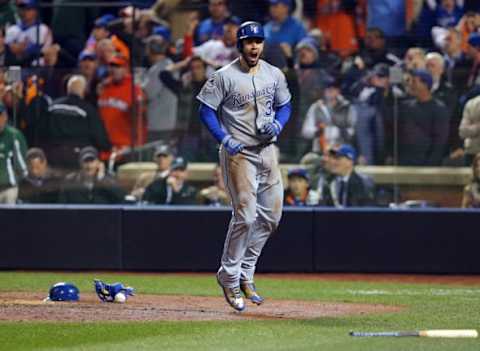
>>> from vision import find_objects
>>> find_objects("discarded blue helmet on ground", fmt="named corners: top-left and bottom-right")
top-left (46, 282), bottom-right (80, 302)
top-left (94, 279), bottom-right (135, 303)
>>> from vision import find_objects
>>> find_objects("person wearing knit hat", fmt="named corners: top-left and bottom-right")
top-left (296, 37), bottom-right (319, 61)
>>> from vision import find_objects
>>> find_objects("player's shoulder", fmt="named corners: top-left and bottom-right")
top-left (260, 59), bottom-right (285, 77)
top-left (210, 58), bottom-right (240, 80)
top-left (219, 58), bottom-right (240, 73)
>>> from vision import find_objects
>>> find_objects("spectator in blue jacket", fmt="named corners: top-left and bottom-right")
top-left (195, 0), bottom-right (231, 45)
top-left (264, 0), bottom-right (306, 49)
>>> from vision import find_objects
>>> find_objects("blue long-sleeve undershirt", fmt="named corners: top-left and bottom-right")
top-left (275, 101), bottom-right (292, 130)
top-left (199, 103), bottom-right (227, 144)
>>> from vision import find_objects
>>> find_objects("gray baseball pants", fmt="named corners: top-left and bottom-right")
top-left (218, 144), bottom-right (283, 288)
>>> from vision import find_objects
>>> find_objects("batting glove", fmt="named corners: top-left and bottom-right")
top-left (261, 120), bottom-right (282, 138)
top-left (222, 135), bottom-right (245, 156)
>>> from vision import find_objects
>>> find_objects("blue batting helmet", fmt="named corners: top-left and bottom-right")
top-left (46, 282), bottom-right (79, 302)
top-left (237, 21), bottom-right (265, 49)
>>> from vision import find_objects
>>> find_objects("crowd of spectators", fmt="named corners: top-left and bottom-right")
top-left (2, 0), bottom-right (480, 207)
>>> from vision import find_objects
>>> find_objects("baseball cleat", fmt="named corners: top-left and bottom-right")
top-left (240, 281), bottom-right (264, 305)
top-left (216, 276), bottom-right (245, 312)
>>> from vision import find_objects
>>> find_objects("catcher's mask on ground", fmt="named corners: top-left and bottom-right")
top-left (45, 282), bottom-right (79, 302)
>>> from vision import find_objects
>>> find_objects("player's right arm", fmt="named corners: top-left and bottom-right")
top-left (197, 72), bottom-right (245, 156)
top-left (199, 104), bottom-right (244, 156)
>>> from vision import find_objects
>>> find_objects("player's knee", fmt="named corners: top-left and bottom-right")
top-left (233, 210), bottom-right (256, 228)
top-left (233, 202), bottom-right (256, 224)
top-left (257, 215), bottom-right (279, 233)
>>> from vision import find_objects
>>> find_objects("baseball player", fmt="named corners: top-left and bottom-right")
top-left (197, 21), bottom-right (291, 311)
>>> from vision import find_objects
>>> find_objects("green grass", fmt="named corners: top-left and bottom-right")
top-left (0, 272), bottom-right (479, 351)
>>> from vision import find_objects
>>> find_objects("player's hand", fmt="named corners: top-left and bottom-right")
top-left (222, 135), bottom-right (245, 156)
top-left (261, 120), bottom-right (282, 138)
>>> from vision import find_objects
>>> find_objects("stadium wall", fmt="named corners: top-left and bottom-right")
top-left (1, 206), bottom-right (479, 273)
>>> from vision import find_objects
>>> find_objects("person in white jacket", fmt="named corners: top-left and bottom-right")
top-left (301, 79), bottom-right (356, 154)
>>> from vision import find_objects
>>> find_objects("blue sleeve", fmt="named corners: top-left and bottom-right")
top-left (275, 101), bottom-right (292, 129)
top-left (295, 21), bottom-right (307, 46)
top-left (199, 103), bottom-right (227, 144)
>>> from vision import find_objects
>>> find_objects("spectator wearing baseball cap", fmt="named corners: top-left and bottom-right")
top-left (59, 146), bottom-right (126, 204)
top-left (393, 68), bottom-right (450, 166)
top-left (130, 144), bottom-right (174, 201)
top-left (78, 50), bottom-right (96, 62)
top-left (98, 53), bottom-right (145, 153)
top-left (195, 0), bottom-right (231, 45)
top-left (152, 25), bottom-right (172, 42)
top-left (6, 0), bottom-right (52, 65)
top-left (284, 167), bottom-right (320, 206)
top-left (77, 50), bottom-right (99, 104)
top-left (319, 144), bottom-right (375, 207)
top-left (264, 0), bottom-right (306, 48)
top-left (143, 156), bottom-right (198, 205)
top-left (410, 69), bottom-right (433, 90)
top-left (84, 13), bottom-right (130, 62)
top-left (329, 144), bottom-right (357, 161)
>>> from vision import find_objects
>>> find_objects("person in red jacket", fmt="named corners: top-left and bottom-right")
top-left (97, 55), bottom-right (145, 159)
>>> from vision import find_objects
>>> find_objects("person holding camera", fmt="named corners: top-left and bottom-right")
top-left (143, 156), bottom-right (197, 205)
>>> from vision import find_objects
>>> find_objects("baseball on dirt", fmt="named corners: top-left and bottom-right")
top-left (114, 292), bottom-right (126, 303)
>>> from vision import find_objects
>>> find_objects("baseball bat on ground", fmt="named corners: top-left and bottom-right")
top-left (349, 330), bottom-right (478, 338)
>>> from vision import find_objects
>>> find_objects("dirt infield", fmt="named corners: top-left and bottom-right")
top-left (0, 292), bottom-right (401, 322)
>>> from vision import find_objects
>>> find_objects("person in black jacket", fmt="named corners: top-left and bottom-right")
top-left (395, 69), bottom-right (450, 166)
top-left (38, 74), bottom-right (111, 171)
top-left (18, 147), bottom-right (62, 203)
top-left (143, 156), bottom-right (197, 205)
top-left (320, 144), bottom-right (376, 207)
top-left (59, 146), bottom-right (125, 204)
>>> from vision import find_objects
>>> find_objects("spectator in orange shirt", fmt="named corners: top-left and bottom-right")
top-left (97, 55), bottom-right (145, 157)
top-left (315, 0), bottom-right (359, 58)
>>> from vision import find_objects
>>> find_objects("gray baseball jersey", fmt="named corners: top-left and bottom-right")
top-left (196, 58), bottom-right (291, 146)
top-left (197, 57), bottom-right (291, 293)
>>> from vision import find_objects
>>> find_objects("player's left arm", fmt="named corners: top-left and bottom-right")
top-left (263, 68), bottom-right (292, 137)
top-left (271, 101), bottom-right (292, 134)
